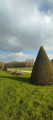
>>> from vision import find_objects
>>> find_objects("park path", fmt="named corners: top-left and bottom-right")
top-left (19, 70), bottom-right (32, 73)
top-left (8, 69), bottom-right (32, 73)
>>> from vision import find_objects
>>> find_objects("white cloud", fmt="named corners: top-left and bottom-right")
top-left (0, 52), bottom-right (36, 63)
top-left (0, 51), bottom-right (53, 63)
top-left (48, 53), bottom-right (53, 60)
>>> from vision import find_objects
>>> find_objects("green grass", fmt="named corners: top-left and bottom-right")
top-left (8, 67), bottom-right (32, 71)
top-left (0, 70), bottom-right (53, 120)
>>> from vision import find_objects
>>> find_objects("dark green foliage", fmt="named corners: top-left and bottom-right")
top-left (3, 65), bottom-right (7, 71)
top-left (51, 59), bottom-right (53, 65)
top-left (31, 46), bottom-right (53, 85)
top-left (6, 61), bottom-right (26, 68)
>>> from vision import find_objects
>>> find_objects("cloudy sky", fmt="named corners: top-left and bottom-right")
top-left (0, 0), bottom-right (53, 63)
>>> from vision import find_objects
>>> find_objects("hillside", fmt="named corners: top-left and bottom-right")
top-left (0, 70), bottom-right (53, 120)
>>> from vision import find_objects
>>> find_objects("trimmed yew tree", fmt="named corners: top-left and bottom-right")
top-left (31, 46), bottom-right (53, 85)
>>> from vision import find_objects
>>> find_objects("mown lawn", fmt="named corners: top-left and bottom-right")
top-left (0, 70), bottom-right (53, 120)
top-left (8, 67), bottom-right (32, 71)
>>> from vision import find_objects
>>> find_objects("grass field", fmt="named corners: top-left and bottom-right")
top-left (0, 70), bottom-right (53, 120)
top-left (8, 67), bottom-right (32, 71)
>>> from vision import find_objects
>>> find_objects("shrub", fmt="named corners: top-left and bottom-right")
top-left (3, 65), bottom-right (7, 71)
top-left (31, 46), bottom-right (53, 85)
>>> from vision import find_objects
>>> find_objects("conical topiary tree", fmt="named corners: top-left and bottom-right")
top-left (31, 46), bottom-right (53, 85)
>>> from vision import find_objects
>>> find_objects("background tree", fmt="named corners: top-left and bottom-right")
top-left (0, 62), bottom-right (4, 70)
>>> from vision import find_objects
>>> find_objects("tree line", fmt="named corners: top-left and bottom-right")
top-left (6, 59), bottom-right (34, 68)
top-left (0, 59), bottom-right (34, 69)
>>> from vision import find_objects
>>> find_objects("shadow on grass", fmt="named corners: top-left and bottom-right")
top-left (0, 75), bottom-right (31, 84)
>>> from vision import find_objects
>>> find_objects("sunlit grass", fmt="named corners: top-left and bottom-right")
top-left (0, 70), bottom-right (53, 120)
top-left (8, 67), bottom-right (32, 71)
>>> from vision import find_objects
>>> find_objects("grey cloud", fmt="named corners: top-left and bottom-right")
top-left (0, 0), bottom-right (53, 54)
top-left (38, 0), bottom-right (53, 13)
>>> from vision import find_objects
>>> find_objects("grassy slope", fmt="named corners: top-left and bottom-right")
top-left (0, 70), bottom-right (53, 120)
top-left (8, 67), bottom-right (32, 71)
